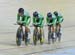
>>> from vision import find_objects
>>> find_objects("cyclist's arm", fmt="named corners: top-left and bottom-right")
top-left (59, 16), bottom-right (64, 23)
top-left (26, 16), bottom-right (31, 25)
top-left (17, 14), bottom-right (20, 21)
top-left (46, 17), bottom-right (50, 24)
top-left (33, 17), bottom-right (36, 24)
top-left (40, 17), bottom-right (44, 26)
top-left (17, 14), bottom-right (22, 24)
top-left (46, 17), bottom-right (52, 25)
top-left (22, 12), bottom-right (30, 24)
top-left (21, 16), bottom-right (27, 25)
top-left (38, 17), bottom-right (43, 25)
top-left (52, 18), bottom-right (57, 25)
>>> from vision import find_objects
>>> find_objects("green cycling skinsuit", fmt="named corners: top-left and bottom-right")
top-left (17, 11), bottom-right (30, 26)
top-left (17, 11), bottom-right (31, 43)
top-left (46, 14), bottom-right (57, 27)
top-left (56, 13), bottom-right (63, 24)
top-left (46, 14), bottom-right (57, 40)
top-left (33, 14), bottom-right (44, 42)
top-left (55, 13), bottom-right (64, 34)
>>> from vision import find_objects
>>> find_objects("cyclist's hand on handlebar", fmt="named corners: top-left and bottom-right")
top-left (17, 21), bottom-right (22, 23)
top-left (33, 23), bottom-right (38, 25)
top-left (17, 21), bottom-right (19, 23)
top-left (17, 21), bottom-right (23, 25)
top-left (57, 21), bottom-right (59, 23)
top-left (33, 23), bottom-right (35, 25)
top-left (36, 23), bottom-right (40, 25)
top-left (47, 23), bottom-right (52, 25)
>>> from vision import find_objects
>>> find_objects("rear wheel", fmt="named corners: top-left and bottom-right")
top-left (51, 33), bottom-right (55, 43)
top-left (24, 31), bottom-right (29, 46)
top-left (56, 28), bottom-right (61, 42)
top-left (48, 27), bottom-right (55, 44)
top-left (57, 32), bottom-right (61, 42)
top-left (40, 37), bottom-right (43, 45)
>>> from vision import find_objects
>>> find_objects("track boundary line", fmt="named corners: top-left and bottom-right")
top-left (24, 45), bottom-right (75, 55)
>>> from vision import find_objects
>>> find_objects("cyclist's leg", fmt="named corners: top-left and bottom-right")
top-left (56, 23), bottom-right (62, 34)
top-left (55, 23), bottom-right (59, 41)
top-left (19, 24), bottom-right (24, 41)
top-left (34, 26), bottom-right (38, 36)
top-left (51, 25), bottom-right (56, 43)
top-left (59, 23), bottom-right (62, 34)
top-left (25, 26), bottom-right (30, 45)
top-left (58, 23), bottom-right (62, 42)
top-left (56, 23), bottom-right (62, 42)
top-left (39, 27), bottom-right (44, 44)
top-left (56, 23), bottom-right (60, 35)
top-left (18, 24), bottom-right (23, 38)
top-left (19, 24), bottom-right (23, 30)
top-left (56, 23), bottom-right (61, 32)
top-left (51, 26), bottom-right (54, 37)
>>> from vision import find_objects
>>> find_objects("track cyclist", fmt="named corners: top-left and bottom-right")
top-left (32, 11), bottom-right (44, 45)
top-left (53, 11), bottom-right (64, 42)
top-left (17, 8), bottom-right (31, 45)
top-left (46, 12), bottom-right (57, 44)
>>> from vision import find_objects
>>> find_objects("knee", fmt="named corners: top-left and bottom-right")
top-left (25, 27), bottom-right (30, 32)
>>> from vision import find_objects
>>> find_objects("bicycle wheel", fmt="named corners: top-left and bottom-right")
top-left (33, 29), bottom-right (38, 45)
top-left (48, 31), bottom-right (51, 44)
top-left (51, 33), bottom-right (55, 43)
top-left (56, 28), bottom-right (61, 42)
top-left (24, 31), bottom-right (28, 46)
top-left (39, 30), bottom-right (44, 45)
top-left (16, 28), bottom-right (23, 46)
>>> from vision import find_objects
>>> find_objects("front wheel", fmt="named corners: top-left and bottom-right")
top-left (16, 28), bottom-right (23, 46)
top-left (16, 37), bottom-right (21, 46)
top-left (33, 29), bottom-right (38, 45)
top-left (33, 36), bottom-right (37, 45)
